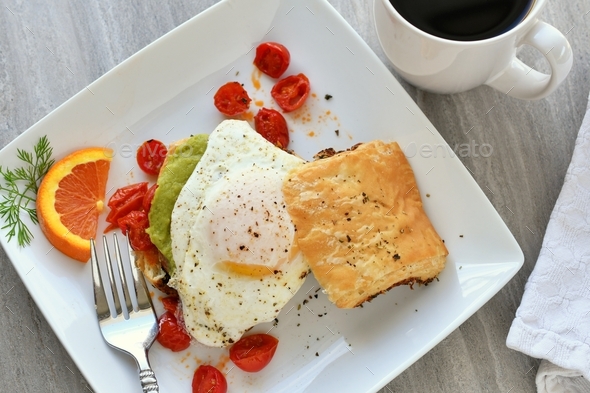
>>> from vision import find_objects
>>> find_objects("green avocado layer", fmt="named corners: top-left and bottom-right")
top-left (146, 134), bottom-right (208, 274)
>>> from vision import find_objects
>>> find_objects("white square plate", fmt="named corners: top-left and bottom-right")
top-left (0, 0), bottom-right (523, 392)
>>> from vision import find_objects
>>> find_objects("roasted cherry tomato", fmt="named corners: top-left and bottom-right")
top-left (117, 210), bottom-right (153, 251)
top-left (142, 183), bottom-right (158, 212)
top-left (271, 73), bottom-right (310, 112)
top-left (107, 182), bottom-right (148, 209)
top-left (254, 108), bottom-right (289, 148)
top-left (105, 182), bottom-right (149, 232)
top-left (214, 81), bottom-right (251, 116)
top-left (229, 333), bottom-right (279, 372)
top-left (161, 295), bottom-right (180, 314)
top-left (137, 139), bottom-right (167, 175)
top-left (192, 365), bottom-right (227, 393)
top-left (157, 311), bottom-right (191, 352)
top-left (254, 42), bottom-right (290, 78)
top-left (105, 193), bottom-right (144, 231)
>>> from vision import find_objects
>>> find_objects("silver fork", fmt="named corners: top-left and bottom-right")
top-left (90, 234), bottom-right (160, 392)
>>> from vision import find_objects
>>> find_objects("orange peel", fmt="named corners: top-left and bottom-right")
top-left (36, 147), bottom-right (112, 262)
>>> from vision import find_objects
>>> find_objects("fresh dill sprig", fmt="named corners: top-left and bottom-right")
top-left (0, 135), bottom-right (54, 246)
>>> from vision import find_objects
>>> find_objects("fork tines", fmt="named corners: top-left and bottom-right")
top-left (90, 233), bottom-right (152, 320)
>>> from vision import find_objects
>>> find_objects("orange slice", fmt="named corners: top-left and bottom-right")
top-left (37, 147), bottom-right (112, 262)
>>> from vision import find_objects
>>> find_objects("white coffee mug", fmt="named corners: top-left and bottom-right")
top-left (373, 0), bottom-right (573, 99)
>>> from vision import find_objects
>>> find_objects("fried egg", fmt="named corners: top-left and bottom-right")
top-left (169, 120), bottom-right (309, 347)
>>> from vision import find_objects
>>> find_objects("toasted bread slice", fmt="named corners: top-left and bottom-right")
top-left (134, 247), bottom-right (176, 295)
top-left (282, 140), bottom-right (448, 308)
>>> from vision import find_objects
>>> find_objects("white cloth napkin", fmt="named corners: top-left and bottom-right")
top-left (536, 360), bottom-right (590, 393)
top-left (506, 92), bottom-right (590, 392)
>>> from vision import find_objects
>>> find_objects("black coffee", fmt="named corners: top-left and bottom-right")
top-left (389, 0), bottom-right (534, 41)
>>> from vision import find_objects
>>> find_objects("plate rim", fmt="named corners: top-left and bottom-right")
top-left (0, 0), bottom-right (525, 392)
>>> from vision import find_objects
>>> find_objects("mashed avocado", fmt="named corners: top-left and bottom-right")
top-left (146, 134), bottom-right (208, 273)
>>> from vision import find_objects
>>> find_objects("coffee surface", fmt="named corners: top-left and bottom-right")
top-left (389, 0), bottom-right (533, 41)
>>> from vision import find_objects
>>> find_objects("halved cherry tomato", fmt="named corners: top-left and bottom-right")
top-left (214, 81), bottom-right (251, 116)
top-left (254, 42), bottom-right (290, 78)
top-left (254, 108), bottom-right (289, 149)
top-left (192, 365), bottom-right (227, 393)
top-left (105, 192), bottom-right (144, 226)
top-left (117, 210), bottom-right (153, 251)
top-left (107, 182), bottom-right (148, 210)
top-left (137, 139), bottom-right (167, 175)
top-left (157, 311), bottom-right (191, 352)
top-left (142, 183), bottom-right (158, 212)
top-left (105, 182), bottom-right (149, 232)
top-left (271, 73), bottom-right (310, 112)
top-left (229, 333), bottom-right (279, 372)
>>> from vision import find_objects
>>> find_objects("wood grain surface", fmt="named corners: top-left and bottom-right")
top-left (0, 0), bottom-right (588, 392)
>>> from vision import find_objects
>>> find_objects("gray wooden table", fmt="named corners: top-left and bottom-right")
top-left (1, 1), bottom-right (588, 392)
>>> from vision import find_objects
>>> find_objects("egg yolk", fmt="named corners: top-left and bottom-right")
top-left (217, 261), bottom-right (277, 277)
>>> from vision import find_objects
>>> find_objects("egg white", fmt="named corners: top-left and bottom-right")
top-left (169, 119), bottom-right (309, 347)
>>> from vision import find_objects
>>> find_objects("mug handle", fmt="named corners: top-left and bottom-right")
top-left (485, 21), bottom-right (573, 100)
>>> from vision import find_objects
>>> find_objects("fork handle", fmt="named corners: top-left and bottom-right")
top-left (139, 369), bottom-right (159, 392)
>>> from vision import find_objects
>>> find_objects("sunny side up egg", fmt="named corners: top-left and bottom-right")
top-left (169, 119), bottom-right (310, 347)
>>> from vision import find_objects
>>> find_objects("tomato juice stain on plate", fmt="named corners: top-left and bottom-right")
top-left (307, 131), bottom-right (316, 137)
top-left (316, 109), bottom-right (341, 130)
top-left (179, 351), bottom-right (192, 364)
top-left (188, 355), bottom-right (205, 368)
top-left (291, 109), bottom-right (312, 124)
top-left (214, 354), bottom-right (231, 372)
top-left (240, 110), bottom-right (255, 121)
top-left (251, 68), bottom-right (262, 90)
top-left (254, 100), bottom-right (264, 107)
